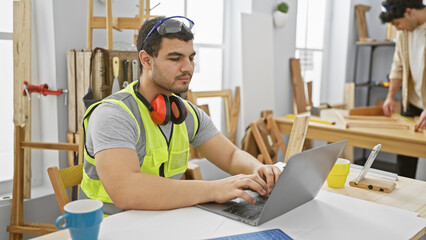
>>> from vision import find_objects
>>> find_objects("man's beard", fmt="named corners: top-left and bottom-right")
top-left (152, 63), bottom-right (192, 94)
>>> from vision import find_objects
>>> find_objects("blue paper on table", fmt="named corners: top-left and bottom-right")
top-left (208, 228), bottom-right (293, 240)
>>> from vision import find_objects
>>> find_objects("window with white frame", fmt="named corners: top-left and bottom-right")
top-left (151, 0), bottom-right (225, 131)
top-left (0, 0), bottom-right (14, 192)
top-left (295, 0), bottom-right (327, 107)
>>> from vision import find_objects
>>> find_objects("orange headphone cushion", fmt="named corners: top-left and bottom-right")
top-left (169, 95), bottom-right (187, 124)
top-left (150, 95), bottom-right (170, 125)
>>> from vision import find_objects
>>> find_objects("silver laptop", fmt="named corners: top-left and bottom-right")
top-left (196, 140), bottom-right (347, 226)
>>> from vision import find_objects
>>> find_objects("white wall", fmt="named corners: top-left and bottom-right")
top-left (322, 0), bottom-right (351, 105)
top-left (241, 0), bottom-right (297, 123)
top-left (241, 13), bottom-right (275, 128)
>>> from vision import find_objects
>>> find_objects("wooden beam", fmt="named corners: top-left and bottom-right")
top-left (67, 132), bottom-right (76, 168)
top-left (139, 0), bottom-right (144, 26)
top-left (67, 50), bottom-right (77, 132)
top-left (349, 106), bottom-right (384, 116)
top-left (87, 0), bottom-right (93, 49)
top-left (251, 122), bottom-right (274, 165)
top-left (21, 142), bottom-right (79, 151)
top-left (228, 87), bottom-right (240, 144)
top-left (13, 0), bottom-right (32, 201)
top-left (190, 90), bottom-right (233, 137)
top-left (7, 223), bottom-right (57, 236)
top-left (106, 0), bottom-right (113, 49)
top-left (9, 125), bottom-right (25, 240)
top-left (290, 59), bottom-right (307, 114)
top-left (306, 81), bottom-right (313, 107)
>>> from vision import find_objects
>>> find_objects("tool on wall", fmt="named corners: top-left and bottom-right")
top-left (122, 59), bottom-right (129, 88)
top-left (111, 56), bottom-right (120, 93)
top-left (23, 81), bottom-right (68, 104)
top-left (132, 59), bottom-right (139, 82)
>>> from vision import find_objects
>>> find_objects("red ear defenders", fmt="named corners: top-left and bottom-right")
top-left (134, 82), bottom-right (188, 125)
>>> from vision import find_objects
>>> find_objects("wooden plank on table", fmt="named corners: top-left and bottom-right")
top-left (67, 50), bottom-right (77, 133)
top-left (284, 115), bottom-right (310, 163)
top-left (344, 115), bottom-right (397, 121)
top-left (290, 58), bottom-right (307, 114)
top-left (344, 82), bottom-right (354, 110)
top-left (334, 110), bottom-right (348, 128)
top-left (349, 106), bottom-right (384, 116)
top-left (13, 0), bottom-right (32, 200)
top-left (346, 120), bottom-right (410, 129)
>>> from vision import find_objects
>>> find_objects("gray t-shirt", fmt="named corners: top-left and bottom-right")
top-left (81, 95), bottom-right (219, 215)
top-left (86, 101), bottom-right (219, 162)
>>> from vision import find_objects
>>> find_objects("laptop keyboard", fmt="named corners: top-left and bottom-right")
top-left (223, 195), bottom-right (268, 220)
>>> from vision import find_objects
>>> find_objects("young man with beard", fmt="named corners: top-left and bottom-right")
top-left (79, 16), bottom-right (281, 215)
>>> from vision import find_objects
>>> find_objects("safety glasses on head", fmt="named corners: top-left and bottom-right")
top-left (381, 5), bottom-right (395, 12)
top-left (141, 16), bottom-right (194, 50)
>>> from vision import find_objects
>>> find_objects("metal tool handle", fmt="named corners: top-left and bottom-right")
top-left (123, 59), bottom-right (129, 87)
top-left (132, 59), bottom-right (138, 82)
top-left (112, 57), bottom-right (119, 78)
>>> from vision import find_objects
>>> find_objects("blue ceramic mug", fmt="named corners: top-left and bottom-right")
top-left (56, 199), bottom-right (103, 240)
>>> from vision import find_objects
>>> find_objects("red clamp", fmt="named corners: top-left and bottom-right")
top-left (23, 81), bottom-right (67, 100)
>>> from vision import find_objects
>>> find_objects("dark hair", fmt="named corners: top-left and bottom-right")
top-left (136, 17), bottom-right (194, 71)
top-left (379, 0), bottom-right (425, 23)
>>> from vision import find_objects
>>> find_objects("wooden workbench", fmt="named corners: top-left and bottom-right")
top-left (275, 109), bottom-right (426, 159)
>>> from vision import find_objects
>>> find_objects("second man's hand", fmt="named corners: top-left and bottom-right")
top-left (415, 110), bottom-right (426, 130)
top-left (382, 98), bottom-right (394, 116)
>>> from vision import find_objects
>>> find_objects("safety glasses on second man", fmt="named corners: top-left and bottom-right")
top-left (141, 16), bottom-right (194, 50)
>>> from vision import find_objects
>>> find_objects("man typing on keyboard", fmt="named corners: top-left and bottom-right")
top-left (79, 16), bottom-right (282, 215)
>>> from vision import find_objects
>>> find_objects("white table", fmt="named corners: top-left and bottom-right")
top-left (34, 190), bottom-right (426, 240)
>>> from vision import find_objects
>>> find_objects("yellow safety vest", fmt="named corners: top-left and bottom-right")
top-left (80, 81), bottom-right (198, 204)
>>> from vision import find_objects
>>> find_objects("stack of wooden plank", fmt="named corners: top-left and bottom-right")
top-left (336, 106), bottom-right (421, 131)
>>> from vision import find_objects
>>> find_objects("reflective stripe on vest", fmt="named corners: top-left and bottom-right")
top-left (81, 81), bottom-right (198, 204)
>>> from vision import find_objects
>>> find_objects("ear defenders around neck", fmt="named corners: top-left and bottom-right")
top-left (134, 82), bottom-right (188, 125)
top-left (169, 95), bottom-right (188, 124)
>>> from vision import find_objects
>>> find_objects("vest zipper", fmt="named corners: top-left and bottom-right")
top-left (157, 124), bottom-right (174, 177)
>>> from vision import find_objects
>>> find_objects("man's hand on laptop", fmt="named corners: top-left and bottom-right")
top-left (211, 174), bottom-right (271, 204)
top-left (253, 165), bottom-right (282, 193)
